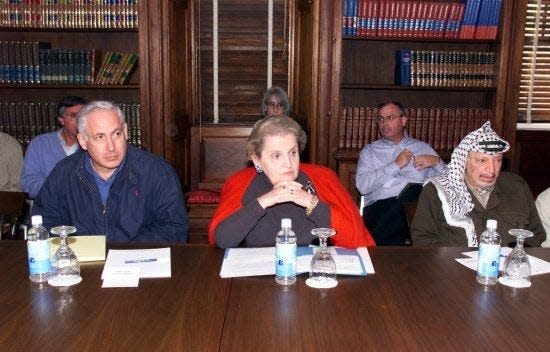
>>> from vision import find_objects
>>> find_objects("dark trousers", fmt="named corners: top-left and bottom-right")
top-left (363, 184), bottom-right (423, 246)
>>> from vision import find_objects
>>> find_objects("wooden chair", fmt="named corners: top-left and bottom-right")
top-left (0, 191), bottom-right (28, 240)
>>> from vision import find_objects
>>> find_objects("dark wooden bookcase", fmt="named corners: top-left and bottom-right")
top-left (0, 7), bottom-right (141, 144)
top-left (328, 0), bottom-right (516, 199)
top-left (0, 1), bottom-right (192, 184)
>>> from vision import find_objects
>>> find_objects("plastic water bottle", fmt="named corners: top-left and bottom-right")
top-left (275, 218), bottom-right (297, 285)
top-left (27, 215), bottom-right (51, 283)
top-left (476, 219), bottom-right (501, 285)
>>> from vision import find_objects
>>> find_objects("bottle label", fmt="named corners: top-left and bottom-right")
top-left (477, 244), bottom-right (500, 278)
top-left (28, 239), bottom-right (51, 275)
top-left (275, 243), bottom-right (297, 278)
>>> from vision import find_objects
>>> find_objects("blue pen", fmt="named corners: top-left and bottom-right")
top-left (124, 258), bottom-right (157, 264)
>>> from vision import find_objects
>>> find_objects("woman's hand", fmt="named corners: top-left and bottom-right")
top-left (257, 180), bottom-right (315, 209)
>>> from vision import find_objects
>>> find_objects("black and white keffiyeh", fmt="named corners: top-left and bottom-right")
top-left (426, 121), bottom-right (510, 246)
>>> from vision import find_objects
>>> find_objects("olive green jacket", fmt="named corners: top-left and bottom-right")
top-left (411, 172), bottom-right (545, 247)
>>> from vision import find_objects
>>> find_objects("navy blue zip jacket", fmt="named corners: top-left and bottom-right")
top-left (32, 145), bottom-right (188, 242)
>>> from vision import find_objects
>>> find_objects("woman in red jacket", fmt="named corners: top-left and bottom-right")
top-left (208, 116), bottom-right (375, 248)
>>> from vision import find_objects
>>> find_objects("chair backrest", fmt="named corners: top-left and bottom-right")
top-left (0, 191), bottom-right (28, 240)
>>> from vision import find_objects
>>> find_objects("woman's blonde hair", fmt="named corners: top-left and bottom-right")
top-left (247, 116), bottom-right (307, 159)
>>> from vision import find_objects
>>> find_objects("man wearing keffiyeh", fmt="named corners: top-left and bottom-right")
top-left (411, 121), bottom-right (545, 247)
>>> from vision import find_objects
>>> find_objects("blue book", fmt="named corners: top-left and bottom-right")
top-left (395, 49), bottom-right (411, 86)
top-left (343, 0), bottom-right (350, 36)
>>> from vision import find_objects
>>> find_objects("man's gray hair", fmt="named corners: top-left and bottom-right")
top-left (77, 101), bottom-right (125, 135)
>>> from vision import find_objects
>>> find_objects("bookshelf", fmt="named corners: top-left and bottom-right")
top-left (329, 0), bottom-right (515, 200)
top-left (0, 2), bottom-right (141, 149)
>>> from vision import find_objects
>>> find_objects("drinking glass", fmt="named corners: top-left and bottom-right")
top-left (305, 228), bottom-right (337, 289)
top-left (498, 229), bottom-right (534, 288)
top-left (48, 225), bottom-right (82, 287)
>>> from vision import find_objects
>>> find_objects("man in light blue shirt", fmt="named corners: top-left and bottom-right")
top-left (21, 96), bottom-right (87, 198)
top-left (356, 101), bottom-right (446, 245)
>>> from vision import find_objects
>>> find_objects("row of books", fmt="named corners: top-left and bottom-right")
top-left (343, 0), bottom-right (502, 40)
top-left (0, 41), bottom-right (47, 84)
top-left (0, 1), bottom-right (138, 29)
top-left (0, 41), bottom-right (138, 85)
top-left (395, 49), bottom-right (496, 88)
top-left (0, 101), bottom-right (141, 147)
top-left (339, 105), bottom-right (494, 152)
top-left (95, 51), bottom-right (138, 85)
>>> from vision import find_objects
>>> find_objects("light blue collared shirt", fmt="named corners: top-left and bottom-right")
top-left (85, 154), bottom-right (125, 205)
top-left (356, 134), bottom-right (446, 206)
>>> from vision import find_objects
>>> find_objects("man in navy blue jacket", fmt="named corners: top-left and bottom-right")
top-left (32, 101), bottom-right (188, 242)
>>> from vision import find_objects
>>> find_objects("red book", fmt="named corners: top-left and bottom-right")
top-left (372, 0), bottom-right (380, 37)
top-left (339, 106), bottom-right (347, 149)
top-left (359, 0), bottom-right (368, 36)
top-left (382, 0), bottom-right (391, 37)
top-left (352, 106), bottom-right (361, 149)
top-left (401, 1), bottom-right (415, 37)
top-left (407, 107), bottom-right (417, 139)
top-left (444, 1), bottom-right (459, 39)
top-left (345, 106), bottom-right (353, 150)
top-left (415, 1), bottom-right (427, 38)
top-left (434, 108), bottom-right (442, 151)
top-left (370, 107), bottom-right (379, 142)
top-left (425, 1), bottom-right (437, 39)
top-left (466, 108), bottom-right (477, 134)
top-left (447, 109), bottom-right (457, 150)
top-left (440, 108), bottom-right (449, 153)
top-left (393, 0), bottom-right (404, 38)
top-left (358, 106), bottom-right (367, 148)
top-left (438, 1), bottom-right (451, 39)
top-left (364, 107), bottom-right (373, 144)
top-left (407, 1), bottom-right (417, 38)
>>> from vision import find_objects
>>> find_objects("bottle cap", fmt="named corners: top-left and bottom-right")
top-left (281, 218), bottom-right (292, 228)
top-left (31, 215), bottom-right (43, 226)
top-left (486, 219), bottom-right (497, 229)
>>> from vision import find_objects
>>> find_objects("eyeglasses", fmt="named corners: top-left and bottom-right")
top-left (375, 115), bottom-right (402, 123)
top-left (63, 112), bottom-right (79, 119)
top-left (269, 101), bottom-right (284, 109)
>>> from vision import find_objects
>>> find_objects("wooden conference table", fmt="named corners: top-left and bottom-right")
top-left (1, 242), bottom-right (549, 351)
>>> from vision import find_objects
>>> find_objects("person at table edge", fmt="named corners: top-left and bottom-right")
top-left (31, 100), bottom-right (188, 242)
top-left (208, 115), bottom-right (375, 248)
top-left (411, 121), bottom-right (544, 247)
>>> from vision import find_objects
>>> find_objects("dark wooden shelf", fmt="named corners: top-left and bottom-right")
top-left (341, 83), bottom-right (497, 91)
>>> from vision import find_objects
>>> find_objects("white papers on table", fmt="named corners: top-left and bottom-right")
top-left (219, 246), bottom-right (375, 278)
top-left (101, 248), bottom-right (171, 287)
top-left (455, 247), bottom-right (550, 276)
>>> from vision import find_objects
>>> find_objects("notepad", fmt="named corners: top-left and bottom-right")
top-left (49, 235), bottom-right (106, 262)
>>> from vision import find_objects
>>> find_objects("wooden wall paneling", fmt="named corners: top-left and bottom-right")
top-left (291, 0), bottom-right (314, 151)
top-left (503, 0), bottom-right (529, 170)
top-left (493, 0), bottom-right (515, 154)
top-left (139, 0), bottom-right (190, 183)
top-left (196, 0), bottom-right (289, 124)
top-left (513, 130), bottom-right (550, 196)
top-left (311, 0), bottom-right (335, 166)
top-left (189, 125), bottom-right (252, 190)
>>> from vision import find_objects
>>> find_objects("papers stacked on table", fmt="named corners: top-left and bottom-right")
top-left (101, 247), bottom-right (171, 288)
top-left (455, 247), bottom-right (550, 275)
top-left (219, 246), bottom-right (375, 278)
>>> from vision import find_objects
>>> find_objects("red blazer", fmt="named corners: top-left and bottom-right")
top-left (208, 163), bottom-right (375, 248)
